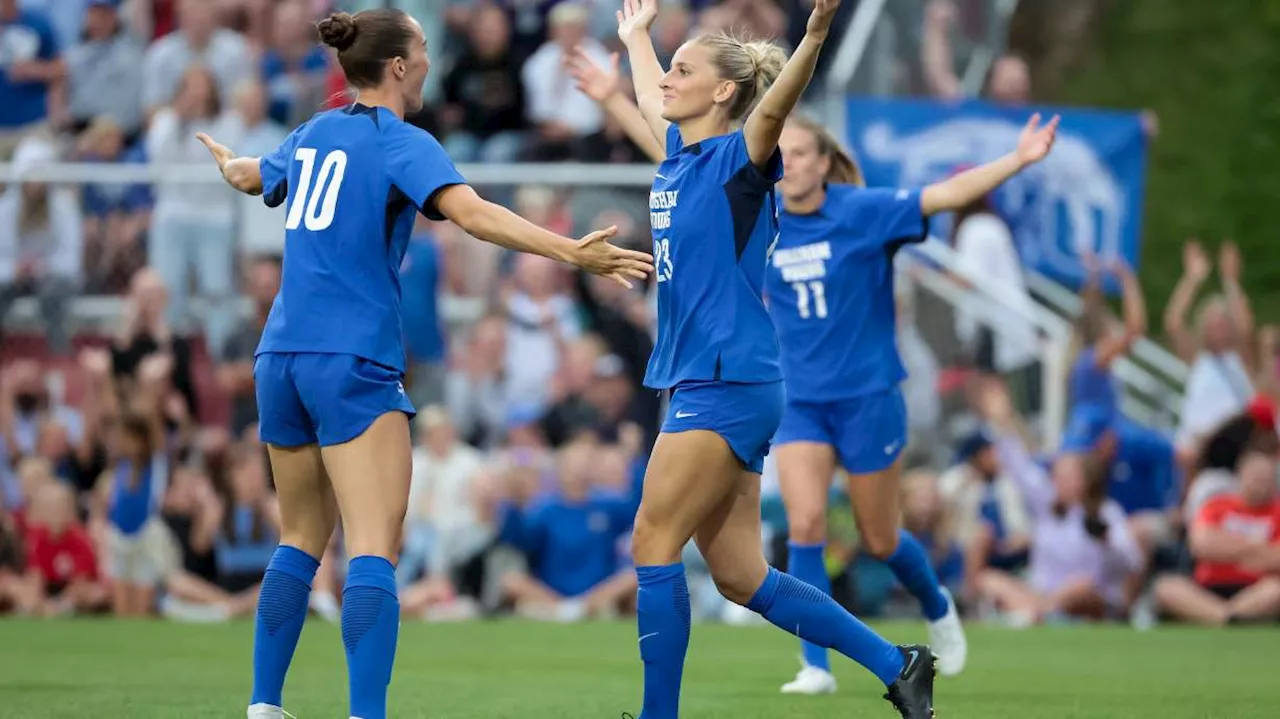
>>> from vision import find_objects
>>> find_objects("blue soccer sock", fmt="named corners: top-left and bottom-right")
top-left (636, 563), bottom-right (691, 719)
top-left (342, 555), bottom-right (400, 719)
top-left (747, 567), bottom-right (904, 686)
top-left (886, 529), bottom-right (949, 621)
top-left (251, 545), bottom-right (320, 708)
top-left (786, 543), bottom-right (832, 672)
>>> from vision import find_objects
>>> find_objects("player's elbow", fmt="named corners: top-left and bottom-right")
top-left (434, 185), bottom-right (494, 237)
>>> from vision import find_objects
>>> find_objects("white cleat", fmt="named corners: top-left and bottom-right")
top-left (247, 703), bottom-right (295, 718)
top-left (927, 587), bottom-right (968, 677)
top-left (780, 664), bottom-right (838, 695)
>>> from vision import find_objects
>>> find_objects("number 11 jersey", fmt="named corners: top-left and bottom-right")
top-left (643, 125), bottom-right (784, 390)
top-left (255, 103), bottom-right (465, 372)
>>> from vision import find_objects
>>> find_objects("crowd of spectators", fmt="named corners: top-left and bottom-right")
top-left (1, 0), bottom-right (1277, 630)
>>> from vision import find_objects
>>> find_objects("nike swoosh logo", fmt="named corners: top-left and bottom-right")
top-left (904, 648), bottom-right (919, 676)
top-left (638, 632), bottom-right (660, 643)
top-left (675, 411), bottom-right (698, 419)
top-left (884, 442), bottom-right (901, 455)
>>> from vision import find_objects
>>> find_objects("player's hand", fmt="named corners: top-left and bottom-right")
top-left (617, 0), bottom-right (658, 43)
top-left (1183, 239), bottom-right (1210, 283)
top-left (195, 132), bottom-right (234, 173)
top-left (806, 0), bottom-right (842, 40)
top-left (1015, 113), bottom-right (1059, 167)
top-left (571, 225), bottom-right (655, 288)
top-left (570, 48), bottom-right (622, 102)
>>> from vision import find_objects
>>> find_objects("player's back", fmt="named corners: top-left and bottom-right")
top-left (644, 125), bottom-right (783, 390)
top-left (766, 184), bottom-right (927, 402)
top-left (257, 104), bottom-right (463, 372)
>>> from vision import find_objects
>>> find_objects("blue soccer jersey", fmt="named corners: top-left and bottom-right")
top-left (256, 103), bottom-right (466, 372)
top-left (766, 184), bottom-right (928, 402)
top-left (643, 125), bottom-right (784, 390)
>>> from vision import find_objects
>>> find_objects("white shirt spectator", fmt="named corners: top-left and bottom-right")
top-left (145, 107), bottom-right (241, 226)
top-left (952, 213), bottom-right (1039, 372)
top-left (407, 439), bottom-right (491, 570)
top-left (142, 28), bottom-right (253, 109)
top-left (520, 38), bottom-right (608, 136)
top-left (0, 139), bottom-right (82, 284)
top-left (938, 462), bottom-right (1030, 548)
top-left (504, 291), bottom-right (583, 408)
top-left (1176, 351), bottom-right (1253, 449)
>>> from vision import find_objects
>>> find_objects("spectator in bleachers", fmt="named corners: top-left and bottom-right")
top-left (218, 256), bottom-right (279, 437)
top-left (1153, 443), bottom-right (1280, 625)
top-left (0, 482), bottom-right (23, 609)
top-left (10, 481), bottom-right (107, 615)
top-left (539, 335), bottom-right (605, 447)
top-left (921, 0), bottom-right (1029, 104)
top-left (0, 359), bottom-right (84, 484)
top-left (939, 430), bottom-right (1031, 599)
top-left (64, 0), bottom-right (144, 138)
top-left (145, 65), bottom-right (239, 360)
top-left (0, 136), bottom-right (82, 356)
top-left (900, 471), bottom-right (965, 597)
top-left (520, 2), bottom-right (608, 161)
top-left (1070, 256), bottom-right (1146, 420)
top-left (1166, 240), bottom-right (1256, 468)
top-left (111, 268), bottom-right (198, 421)
top-left (399, 407), bottom-right (491, 618)
top-left (141, 0), bottom-right (252, 114)
top-left (1182, 398), bottom-right (1278, 524)
top-left (503, 252), bottom-right (583, 410)
top-left (494, 439), bottom-right (637, 620)
top-left (446, 314), bottom-right (509, 449)
top-left (972, 380), bottom-right (1143, 625)
top-left (0, 0), bottom-right (62, 159)
top-left (440, 3), bottom-right (528, 164)
top-left (695, 0), bottom-right (785, 42)
top-left (261, 0), bottom-right (330, 128)
top-left (209, 441), bottom-right (277, 608)
top-left (648, 0), bottom-right (691, 67)
top-left (401, 215), bottom-right (449, 410)
top-left (75, 117), bottom-right (151, 293)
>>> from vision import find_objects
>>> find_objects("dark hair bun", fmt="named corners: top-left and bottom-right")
top-left (317, 12), bottom-right (358, 52)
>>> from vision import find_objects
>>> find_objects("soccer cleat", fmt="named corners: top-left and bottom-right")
top-left (926, 588), bottom-right (968, 677)
top-left (780, 664), bottom-right (838, 695)
top-left (883, 644), bottom-right (936, 719)
top-left (247, 703), bottom-right (295, 718)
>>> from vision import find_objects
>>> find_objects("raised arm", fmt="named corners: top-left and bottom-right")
top-left (1092, 259), bottom-right (1147, 367)
top-left (1162, 240), bottom-right (1209, 362)
top-left (196, 132), bottom-right (263, 195)
top-left (569, 47), bottom-right (666, 162)
top-left (920, 113), bottom-right (1058, 216)
top-left (743, 0), bottom-right (842, 167)
top-left (1217, 241), bottom-right (1255, 369)
top-left (434, 185), bottom-right (653, 288)
top-left (616, 0), bottom-right (670, 149)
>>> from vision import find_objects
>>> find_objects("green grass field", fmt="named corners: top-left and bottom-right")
top-left (1, 619), bottom-right (1273, 718)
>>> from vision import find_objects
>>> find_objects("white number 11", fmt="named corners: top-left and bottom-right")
top-left (792, 280), bottom-right (828, 319)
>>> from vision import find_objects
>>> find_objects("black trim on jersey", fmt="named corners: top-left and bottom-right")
top-left (714, 354), bottom-right (722, 381)
top-left (421, 183), bottom-right (464, 222)
top-left (346, 102), bottom-right (380, 125)
top-left (723, 164), bottom-right (773, 261)
top-left (883, 216), bottom-right (932, 260)
top-left (263, 179), bottom-right (288, 208)
top-left (385, 185), bottom-right (412, 248)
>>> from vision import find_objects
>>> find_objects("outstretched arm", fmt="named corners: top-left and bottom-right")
top-left (1092, 260), bottom-right (1147, 367)
top-left (1163, 240), bottom-right (1209, 362)
top-left (434, 185), bottom-right (653, 288)
top-left (570, 47), bottom-right (666, 162)
top-left (195, 133), bottom-right (263, 195)
top-left (743, 0), bottom-right (842, 167)
top-left (616, 0), bottom-right (669, 150)
top-left (920, 113), bottom-right (1059, 216)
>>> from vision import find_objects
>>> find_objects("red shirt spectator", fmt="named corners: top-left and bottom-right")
top-left (1193, 493), bottom-right (1280, 588)
top-left (25, 524), bottom-right (99, 589)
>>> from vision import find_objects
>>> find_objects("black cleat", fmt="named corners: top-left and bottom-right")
top-left (883, 644), bottom-right (936, 718)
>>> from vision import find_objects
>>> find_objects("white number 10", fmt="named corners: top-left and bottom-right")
top-left (285, 147), bottom-right (348, 231)
top-left (792, 280), bottom-right (828, 319)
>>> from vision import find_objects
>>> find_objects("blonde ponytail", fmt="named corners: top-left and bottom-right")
top-left (696, 33), bottom-right (790, 120)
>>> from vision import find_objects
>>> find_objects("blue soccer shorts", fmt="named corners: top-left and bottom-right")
top-left (773, 387), bottom-right (907, 474)
top-left (661, 380), bottom-right (785, 473)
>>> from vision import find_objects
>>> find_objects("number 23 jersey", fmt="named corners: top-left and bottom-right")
top-left (255, 103), bottom-right (465, 373)
top-left (644, 125), bottom-right (784, 390)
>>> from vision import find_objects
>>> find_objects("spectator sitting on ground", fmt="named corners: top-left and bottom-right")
top-left (208, 443), bottom-right (278, 608)
top-left (10, 482), bottom-right (107, 616)
top-left (901, 470), bottom-right (964, 597)
top-left (972, 380), bottom-right (1144, 625)
top-left (1183, 397), bottom-right (1278, 524)
top-left (494, 439), bottom-right (638, 621)
top-left (1152, 444), bottom-right (1280, 625)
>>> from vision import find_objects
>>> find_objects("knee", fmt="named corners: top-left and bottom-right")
top-left (711, 566), bottom-right (764, 607)
top-left (630, 511), bottom-right (685, 567)
top-left (786, 506), bottom-right (827, 545)
top-left (862, 526), bottom-right (901, 561)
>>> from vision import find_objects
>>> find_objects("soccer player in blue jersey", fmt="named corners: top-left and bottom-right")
top-left (194, 9), bottom-right (653, 719)
top-left (762, 113), bottom-right (1055, 693)
top-left (614, 0), bottom-right (939, 716)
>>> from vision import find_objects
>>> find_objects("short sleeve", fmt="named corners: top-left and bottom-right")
top-left (726, 130), bottom-right (783, 191)
top-left (858, 187), bottom-right (928, 248)
top-left (383, 124), bottom-right (467, 221)
top-left (259, 124), bottom-right (305, 208)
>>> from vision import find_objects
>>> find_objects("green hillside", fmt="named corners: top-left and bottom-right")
top-left (1043, 0), bottom-right (1280, 325)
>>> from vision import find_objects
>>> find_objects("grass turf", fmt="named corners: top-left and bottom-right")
top-left (0, 618), bottom-right (1273, 718)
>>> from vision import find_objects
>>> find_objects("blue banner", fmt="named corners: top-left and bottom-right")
top-left (844, 97), bottom-right (1148, 289)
